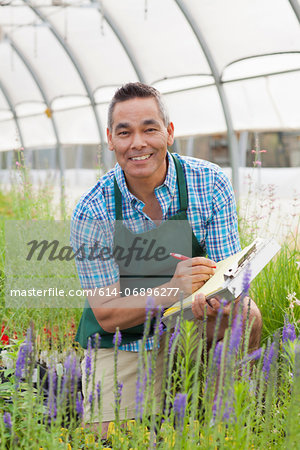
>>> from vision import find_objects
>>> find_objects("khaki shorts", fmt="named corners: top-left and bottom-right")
top-left (81, 337), bottom-right (166, 423)
top-left (81, 321), bottom-right (203, 423)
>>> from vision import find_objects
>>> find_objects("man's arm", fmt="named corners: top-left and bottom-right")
top-left (205, 169), bottom-right (241, 262)
top-left (88, 280), bottom-right (174, 333)
top-left (89, 256), bottom-right (216, 333)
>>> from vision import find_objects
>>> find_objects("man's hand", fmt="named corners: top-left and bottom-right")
top-left (169, 257), bottom-right (216, 296)
top-left (191, 292), bottom-right (232, 321)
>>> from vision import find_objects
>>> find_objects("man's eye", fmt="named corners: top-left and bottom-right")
top-left (118, 131), bottom-right (128, 136)
top-left (146, 128), bottom-right (156, 132)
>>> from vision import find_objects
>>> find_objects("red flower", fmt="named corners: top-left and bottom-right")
top-left (1, 326), bottom-right (9, 345)
top-left (43, 327), bottom-right (52, 338)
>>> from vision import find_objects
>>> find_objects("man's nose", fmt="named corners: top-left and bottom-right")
top-left (130, 132), bottom-right (147, 150)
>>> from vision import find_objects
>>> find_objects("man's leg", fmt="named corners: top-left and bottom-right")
top-left (204, 297), bottom-right (262, 352)
top-left (81, 347), bottom-right (138, 432)
top-left (81, 340), bottom-right (165, 437)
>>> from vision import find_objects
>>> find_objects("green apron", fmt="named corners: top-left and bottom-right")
top-left (75, 154), bottom-right (205, 349)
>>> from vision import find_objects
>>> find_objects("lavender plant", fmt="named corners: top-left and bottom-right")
top-left (1, 163), bottom-right (300, 448)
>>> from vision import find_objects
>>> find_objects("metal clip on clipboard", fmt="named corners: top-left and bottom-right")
top-left (217, 238), bottom-right (281, 302)
top-left (223, 242), bottom-right (258, 281)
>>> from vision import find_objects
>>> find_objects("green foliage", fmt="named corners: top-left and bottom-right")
top-left (250, 237), bottom-right (300, 343)
top-left (0, 163), bottom-right (300, 448)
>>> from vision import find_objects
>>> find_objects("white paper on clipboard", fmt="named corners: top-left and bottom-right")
top-left (162, 238), bottom-right (281, 327)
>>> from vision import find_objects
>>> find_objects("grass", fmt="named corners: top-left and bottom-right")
top-left (0, 162), bottom-right (299, 449)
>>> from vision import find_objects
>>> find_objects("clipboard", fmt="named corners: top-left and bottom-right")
top-left (162, 238), bottom-right (281, 327)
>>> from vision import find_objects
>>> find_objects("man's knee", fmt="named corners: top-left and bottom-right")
top-left (243, 298), bottom-right (262, 351)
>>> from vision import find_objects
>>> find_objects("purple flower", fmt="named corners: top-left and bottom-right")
top-left (215, 299), bottom-right (226, 321)
top-left (153, 306), bottom-right (164, 338)
top-left (3, 412), bottom-right (12, 429)
top-left (25, 328), bottom-right (33, 354)
top-left (169, 320), bottom-right (180, 354)
top-left (115, 381), bottom-right (123, 408)
top-left (85, 338), bottom-right (92, 380)
top-left (15, 345), bottom-right (27, 380)
top-left (174, 393), bottom-right (187, 430)
top-left (241, 348), bottom-right (263, 364)
top-left (15, 328), bottom-right (33, 386)
top-left (148, 364), bottom-right (153, 380)
top-left (113, 330), bottom-right (122, 347)
top-left (96, 380), bottom-right (101, 405)
top-left (212, 395), bottom-right (223, 420)
top-left (213, 341), bottom-right (223, 369)
top-left (61, 353), bottom-right (81, 398)
top-left (219, 298), bottom-right (229, 308)
top-left (146, 296), bottom-right (155, 317)
top-left (248, 348), bottom-right (263, 361)
top-left (242, 268), bottom-right (251, 296)
top-left (222, 401), bottom-right (235, 422)
top-left (212, 397), bottom-right (218, 419)
top-left (135, 371), bottom-right (144, 419)
top-left (213, 396), bottom-right (235, 422)
top-left (64, 354), bottom-right (71, 372)
top-left (70, 354), bottom-right (81, 393)
top-left (155, 320), bottom-right (165, 338)
top-left (262, 342), bottom-right (275, 381)
top-left (47, 365), bottom-right (57, 420)
top-left (76, 392), bottom-right (84, 417)
top-left (88, 391), bottom-right (94, 408)
top-left (282, 315), bottom-right (296, 344)
top-left (229, 313), bottom-right (243, 356)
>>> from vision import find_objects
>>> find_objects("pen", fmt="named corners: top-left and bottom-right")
top-left (170, 252), bottom-right (217, 268)
top-left (170, 252), bottom-right (190, 261)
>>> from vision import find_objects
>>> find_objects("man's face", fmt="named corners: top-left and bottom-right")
top-left (107, 97), bottom-right (174, 187)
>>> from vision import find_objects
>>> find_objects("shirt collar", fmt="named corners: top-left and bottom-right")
top-left (159, 151), bottom-right (177, 197)
top-left (114, 151), bottom-right (177, 205)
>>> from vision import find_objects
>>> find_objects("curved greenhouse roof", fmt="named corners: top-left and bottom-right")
top-left (0, 0), bottom-right (300, 192)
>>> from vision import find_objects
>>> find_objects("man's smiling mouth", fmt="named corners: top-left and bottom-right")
top-left (130, 153), bottom-right (152, 161)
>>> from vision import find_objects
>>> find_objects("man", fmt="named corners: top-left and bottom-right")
top-left (71, 82), bottom-right (262, 433)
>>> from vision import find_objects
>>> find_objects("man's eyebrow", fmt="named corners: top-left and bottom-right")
top-left (115, 122), bottom-right (130, 131)
top-left (114, 119), bottom-right (161, 131)
top-left (142, 119), bottom-right (160, 126)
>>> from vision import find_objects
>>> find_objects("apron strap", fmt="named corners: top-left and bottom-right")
top-left (114, 153), bottom-right (188, 220)
top-left (171, 153), bottom-right (188, 212)
top-left (114, 178), bottom-right (123, 220)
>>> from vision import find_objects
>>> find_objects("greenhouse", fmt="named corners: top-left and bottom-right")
top-left (0, 1), bottom-right (300, 449)
top-left (0, 0), bottom-right (300, 195)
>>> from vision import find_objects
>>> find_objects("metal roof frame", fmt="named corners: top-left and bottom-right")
top-left (288, 0), bottom-right (300, 23)
top-left (0, 0), bottom-right (299, 199)
top-left (174, 0), bottom-right (239, 197)
top-left (6, 34), bottom-right (65, 211)
top-left (94, 0), bottom-right (146, 83)
top-left (23, 0), bottom-right (106, 159)
top-left (0, 77), bottom-right (25, 149)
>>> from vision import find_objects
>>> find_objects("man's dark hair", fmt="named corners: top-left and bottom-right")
top-left (107, 82), bottom-right (169, 131)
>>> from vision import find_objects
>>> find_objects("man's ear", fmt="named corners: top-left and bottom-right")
top-left (107, 128), bottom-right (114, 151)
top-left (167, 122), bottom-right (175, 146)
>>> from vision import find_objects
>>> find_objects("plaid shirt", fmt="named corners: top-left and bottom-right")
top-left (71, 152), bottom-right (241, 351)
